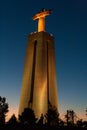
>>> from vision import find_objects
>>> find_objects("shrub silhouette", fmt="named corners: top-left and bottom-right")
top-left (19, 108), bottom-right (37, 125)
top-left (0, 96), bottom-right (9, 125)
top-left (45, 103), bottom-right (59, 126)
top-left (7, 114), bottom-right (18, 126)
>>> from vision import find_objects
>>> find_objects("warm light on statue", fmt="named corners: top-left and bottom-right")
top-left (19, 9), bottom-right (58, 118)
top-left (32, 9), bottom-right (52, 32)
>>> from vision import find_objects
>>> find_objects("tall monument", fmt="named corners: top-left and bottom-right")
top-left (19, 9), bottom-right (58, 118)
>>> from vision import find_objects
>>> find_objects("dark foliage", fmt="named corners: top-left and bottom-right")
top-left (38, 114), bottom-right (44, 126)
top-left (65, 110), bottom-right (75, 126)
top-left (0, 96), bottom-right (9, 125)
top-left (0, 95), bottom-right (87, 130)
top-left (18, 108), bottom-right (37, 125)
top-left (45, 103), bottom-right (59, 126)
top-left (7, 114), bottom-right (18, 126)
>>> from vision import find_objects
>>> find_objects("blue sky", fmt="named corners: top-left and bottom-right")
top-left (0, 0), bottom-right (87, 120)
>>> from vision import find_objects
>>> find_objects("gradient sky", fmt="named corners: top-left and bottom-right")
top-left (0, 0), bottom-right (87, 121)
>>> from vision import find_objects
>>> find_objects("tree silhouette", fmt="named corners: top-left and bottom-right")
top-left (19, 108), bottom-right (37, 125)
top-left (38, 114), bottom-right (44, 126)
top-left (45, 103), bottom-right (59, 126)
top-left (76, 119), bottom-right (83, 127)
top-left (7, 114), bottom-right (18, 126)
top-left (83, 121), bottom-right (87, 128)
top-left (59, 118), bottom-right (64, 127)
top-left (0, 96), bottom-right (9, 125)
top-left (65, 110), bottom-right (75, 126)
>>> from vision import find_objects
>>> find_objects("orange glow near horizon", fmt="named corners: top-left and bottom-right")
top-left (6, 107), bottom-right (18, 121)
top-left (6, 106), bottom-right (87, 122)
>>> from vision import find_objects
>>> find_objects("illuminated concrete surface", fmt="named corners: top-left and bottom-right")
top-left (19, 9), bottom-right (58, 118)
top-left (19, 31), bottom-right (58, 118)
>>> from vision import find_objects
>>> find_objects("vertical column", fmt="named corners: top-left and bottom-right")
top-left (28, 40), bottom-right (37, 108)
top-left (38, 17), bottom-right (45, 32)
top-left (47, 41), bottom-right (50, 109)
